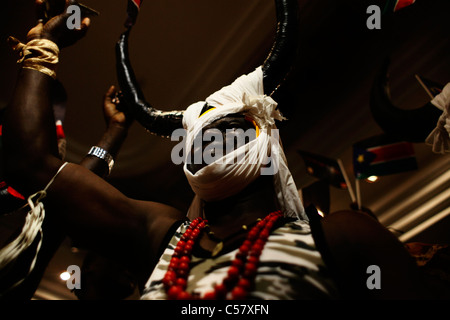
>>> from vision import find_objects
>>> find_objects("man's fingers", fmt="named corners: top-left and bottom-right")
top-left (105, 85), bottom-right (116, 99)
top-left (80, 17), bottom-right (91, 32)
top-left (35, 0), bottom-right (47, 21)
top-left (81, 17), bottom-right (91, 28)
top-left (73, 17), bottom-right (91, 38)
top-left (33, 23), bottom-right (44, 34)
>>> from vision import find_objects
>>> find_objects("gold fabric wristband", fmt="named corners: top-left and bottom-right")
top-left (8, 36), bottom-right (60, 79)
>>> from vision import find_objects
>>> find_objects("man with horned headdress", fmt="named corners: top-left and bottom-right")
top-left (1, 0), bottom-right (428, 300)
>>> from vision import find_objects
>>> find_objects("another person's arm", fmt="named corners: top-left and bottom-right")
top-left (2, 0), bottom-right (182, 287)
top-left (80, 86), bottom-right (133, 178)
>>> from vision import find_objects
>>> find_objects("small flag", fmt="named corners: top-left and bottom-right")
top-left (6, 186), bottom-right (25, 200)
top-left (384, 0), bottom-right (416, 13)
top-left (301, 180), bottom-right (330, 217)
top-left (0, 181), bottom-right (26, 215)
top-left (415, 75), bottom-right (444, 98)
top-left (394, 0), bottom-right (416, 11)
top-left (125, 0), bottom-right (144, 28)
top-left (297, 150), bottom-right (348, 189)
top-left (353, 134), bottom-right (418, 180)
top-left (51, 80), bottom-right (67, 160)
top-left (55, 120), bottom-right (65, 140)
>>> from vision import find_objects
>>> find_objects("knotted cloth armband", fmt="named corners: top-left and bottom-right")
top-left (8, 36), bottom-right (60, 80)
top-left (0, 162), bottom-right (68, 296)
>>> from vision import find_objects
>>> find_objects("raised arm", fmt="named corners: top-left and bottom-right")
top-left (3, 0), bottom-right (90, 193)
top-left (0, 85), bottom-right (135, 300)
top-left (79, 85), bottom-right (133, 178)
top-left (2, 0), bottom-right (183, 290)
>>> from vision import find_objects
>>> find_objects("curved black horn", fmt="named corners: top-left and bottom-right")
top-left (370, 60), bottom-right (441, 143)
top-left (116, 0), bottom-right (298, 136)
top-left (116, 30), bottom-right (184, 138)
top-left (262, 0), bottom-right (299, 96)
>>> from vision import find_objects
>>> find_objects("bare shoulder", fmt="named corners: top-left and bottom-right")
top-left (44, 162), bottom-right (185, 279)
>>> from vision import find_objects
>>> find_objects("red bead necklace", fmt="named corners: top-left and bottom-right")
top-left (162, 210), bottom-right (283, 300)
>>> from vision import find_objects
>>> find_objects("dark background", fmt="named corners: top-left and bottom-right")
top-left (0, 0), bottom-right (449, 299)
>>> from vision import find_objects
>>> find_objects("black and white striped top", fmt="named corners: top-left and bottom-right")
top-left (141, 219), bottom-right (339, 300)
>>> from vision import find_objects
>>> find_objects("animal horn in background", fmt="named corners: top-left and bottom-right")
top-left (369, 59), bottom-right (441, 143)
top-left (115, 29), bottom-right (184, 138)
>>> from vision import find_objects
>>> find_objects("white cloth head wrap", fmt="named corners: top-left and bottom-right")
top-left (182, 67), bottom-right (306, 221)
top-left (426, 82), bottom-right (450, 154)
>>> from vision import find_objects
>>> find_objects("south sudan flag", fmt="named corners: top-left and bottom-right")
top-left (353, 134), bottom-right (418, 180)
top-left (297, 150), bottom-right (348, 189)
top-left (383, 0), bottom-right (416, 13)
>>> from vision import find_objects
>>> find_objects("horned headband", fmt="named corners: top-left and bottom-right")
top-left (115, 0), bottom-right (299, 138)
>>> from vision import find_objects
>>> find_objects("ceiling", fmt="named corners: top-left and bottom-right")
top-left (0, 0), bottom-right (449, 300)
